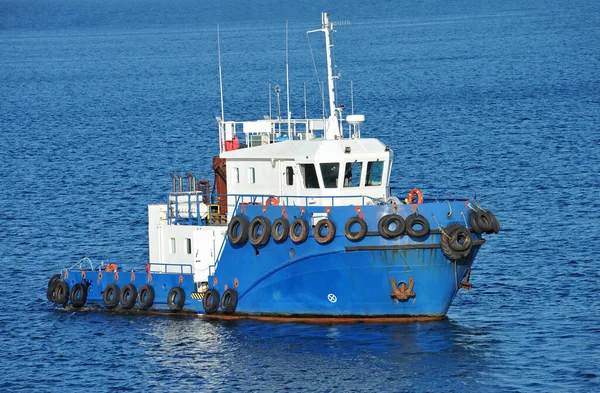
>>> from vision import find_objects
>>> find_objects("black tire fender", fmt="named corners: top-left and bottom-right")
top-left (103, 283), bottom-right (120, 309)
top-left (228, 215), bottom-right (250, 246)
top-left (476, 211), bottom-right (494, 234)
top-left (138, 284), bottom-right (155, 310)
top-left (405, 213), bottom-right (430, 238)
top-left (70, 283), bottom-right (88, 308)
top-left (314, 219), bottom-right (336, 244)
top-left (168, 287), bottom-right (185, 312)
top-left (377, 215), bottom-right (405, 239)
top-left (221, 288), bottom-right (239, 314)
top-left (289, 218), bottom-right (309, 244)
top-left (249, 216), bottom-right (272, 246)
top-left (46, 274), bottom-right (61, 302)
top-left (345, 216), bottom-right (368, 241)
top-left (441, 224), bottom-right (472, 260)
top-left (469, 211), bottom-right (484, 234)
top-left (202, 288), bottom-right (220, 314)
top-left (271, 217), bottom-right (290, 243)
top-left (54, 281), bottom-right (69, 305)
top-left (120, 283), bottom-right (138, 310)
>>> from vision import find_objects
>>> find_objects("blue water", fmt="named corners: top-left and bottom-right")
top-left (1, 0), bottom-right (599, 391)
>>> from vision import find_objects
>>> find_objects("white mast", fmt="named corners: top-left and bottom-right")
top-left (321, 13), bottom-right (341, 139)
top-left (217, 24), bottom-right (225, 122)
top-left (285, 20), bottom-right (292, 139)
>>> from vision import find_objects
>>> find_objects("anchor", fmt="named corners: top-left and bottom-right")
top-left (461, 268), bottom-right (472, 290)
top-left (390, 277), bottom-right (415, 301)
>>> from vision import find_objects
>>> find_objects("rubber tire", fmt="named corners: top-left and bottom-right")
top-left (138, 284), bottom-right (155, 310)
top-left (228, 215), bottom-right (250, 246)
top-left (314, 219), bottom-right (336, 244)
top-left (289, 218), bottom-right (309, 244)
top-left (377, 215), bottom-right (405, 238)
top-left (487, 211), bottom-right (500, 233)
top-left (47, 274), bottom-right (61, 302)
top-left (271, 217), bottom-right (290, 243)
top-left (54, 281), bottom-right (70, 305)
top-left (441, 224), bottom-right (472, 261)
top-left (221, 288), bottom-right (239, 315)
top-left (249, 216), bottom-right (271, 246)
top-left (120, 283), bottom-right (138, 310)
top-left (405, 214), bottom-right (430, 238)
top-left (469, 211), bottom-right (483, 234)
top-left (345, 216), bottom-right (368, 241)
top-left (103, 284), bottom-right (120, 309)
top-left (70, 283), bottom-right (88, 308)
top-left (476, 211), bottom-right (494, 234)
top-left (168, 287), bottom-right (185, 312)
top-left (202, 289), bottom-right (220, 314)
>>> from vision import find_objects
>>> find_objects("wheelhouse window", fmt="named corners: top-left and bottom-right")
top-left (343, 162), bottom-right (362, 187)
top-left (286, 166), bottom-right (294, 186)
top-left (249, 167), bottom-right (255, 184)
top-left (234, 168), bottom-right (239, 183)
top-left (186, 238), bottom-right (192, 254)
top-left (365, 161), bottom-right (384, 186)
top-left (299, 164), bottom-right (319, 189)
top-left (320, 163), bottom-right (339, 188)
top-left (170, 238), bottom-right (176, 254)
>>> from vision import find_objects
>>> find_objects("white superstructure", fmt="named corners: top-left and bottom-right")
top-left (148, 13), bottom-right (394, 288)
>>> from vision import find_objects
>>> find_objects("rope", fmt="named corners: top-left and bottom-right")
top-left (460, 211), bottom-right (468, 227)
top-left (64, 257), bottom-right (94, 272)
top-left (431, 214), bottom-right (451, 240)
top-left (446, 200), bottom-right (453, 218)
top-left (454, 261), bottom-right (458, 290)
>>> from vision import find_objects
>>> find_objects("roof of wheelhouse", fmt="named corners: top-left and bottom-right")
top-left (220, 138), bottom-right (390, 162)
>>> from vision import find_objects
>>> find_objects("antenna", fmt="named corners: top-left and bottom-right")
top-left (285, 20), bottom-right (291, 139)
top-left (320, 81), bottom-right (325, 119)
top-left (268, 82), bottom-right (272, 119)
top-left (350, 80), bottom-right (354, 114)
top-left (217, 24), bottom-right (225, 121)
top-left (304, 81), bottom-right (307, 119)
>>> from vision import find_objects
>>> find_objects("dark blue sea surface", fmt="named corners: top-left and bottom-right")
top-left (1, 0), bottom-right (599, 391)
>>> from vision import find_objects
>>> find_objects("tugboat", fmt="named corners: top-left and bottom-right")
top-left (46, 13), bottom-right (499, 322)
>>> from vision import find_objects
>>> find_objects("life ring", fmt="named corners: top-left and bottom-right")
top-left (120, 283), bottom-right (138, 310)
top-left (345, 217), bottom-right (368, 241)
top-left (167, 287), bottom-right (185, 312)
top-left (406, 188), bottom-right (424, 204)
top-left (264, 196), bottom-right (279, 206)
top-left (440, 224), bottom-right (473, 260)
top-left (314, 219), bottom-right (336, 244)
top-left (103, 284), bottom-right (120, 309)
top-left (202, 288), bottom-right (220, 314)
top-left (249, 216), bottom-right (272, 246)
top-left (227, 215), bottom-right (250, 246)
top-left (54, 281), bottom-right (70, 305)
top-left (138, 284), bottom-right (155, 310)
top-left (46, 274), bottom-right (61, 302)
top-left (405, 213), bottom-right (430, 237)
top-left (271, 217), bottom-right (290, 243)
top-left (105, 263), bottom-right (118, 273)
top-left (221, 288), bottom-right (239, 314)
top-left (289, 217), bottom-right (309, 243)
top-left (377, 215), bottom-right (406, 238)
top-left (70, 283), bottom-right (88, 308)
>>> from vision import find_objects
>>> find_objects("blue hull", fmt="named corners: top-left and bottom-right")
top-left (209, 200), bottom-right (482, 318)
top-left (50, 199), bottom-right (489, 321)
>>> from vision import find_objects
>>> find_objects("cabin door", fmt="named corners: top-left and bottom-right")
top-left (280, 161), bottom-right (297, 202)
